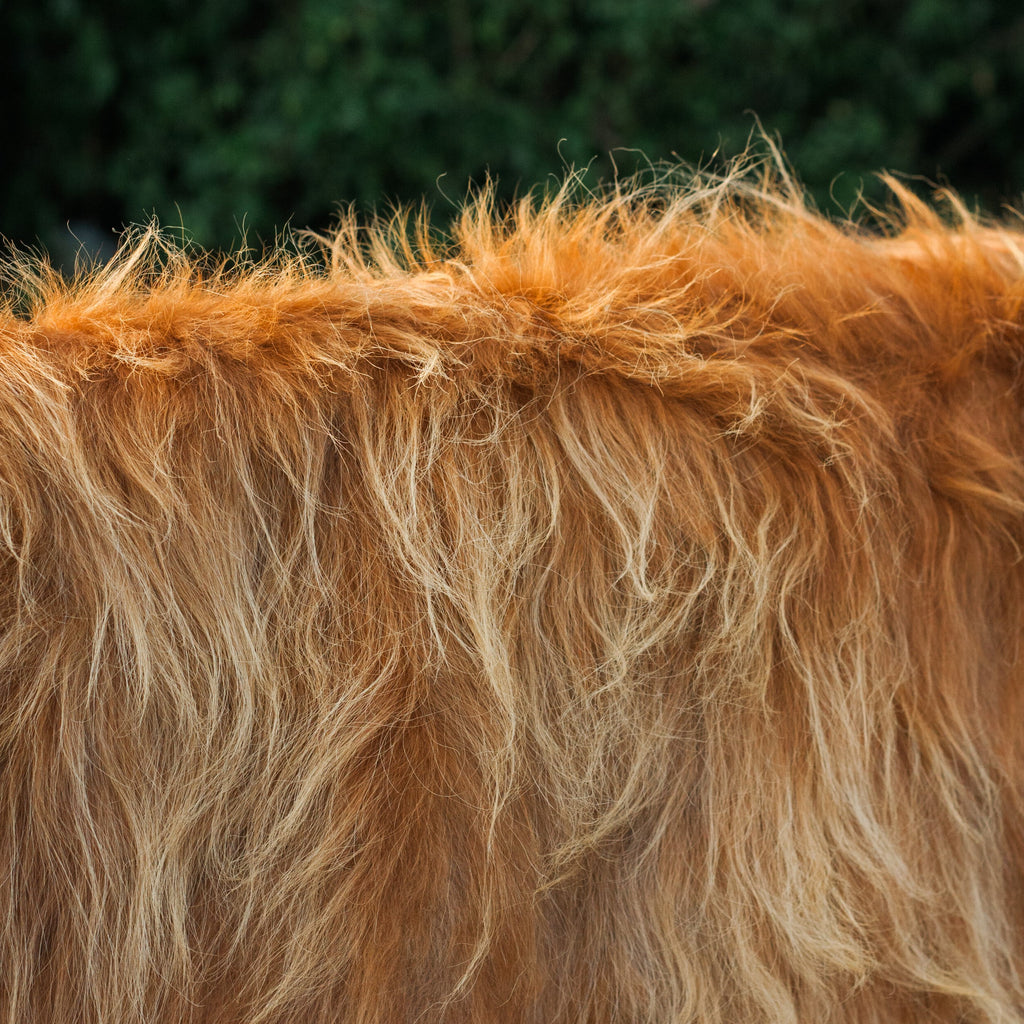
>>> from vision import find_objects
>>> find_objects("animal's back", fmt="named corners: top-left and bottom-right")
top-left (1, 171), bottom-right (1022, 1022)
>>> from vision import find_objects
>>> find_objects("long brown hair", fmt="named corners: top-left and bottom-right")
top-left (1, 160), bottom-right (1022, 1022)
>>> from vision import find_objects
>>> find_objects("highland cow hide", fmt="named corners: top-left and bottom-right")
top-left (0, 170), bottom-right (1022, 1023)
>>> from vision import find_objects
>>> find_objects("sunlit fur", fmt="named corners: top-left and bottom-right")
top-left (1, 160), bottom-right (1023, 1024)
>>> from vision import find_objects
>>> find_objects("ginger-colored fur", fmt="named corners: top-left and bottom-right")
top-left (1, 164), bottom-right (1023, 1023)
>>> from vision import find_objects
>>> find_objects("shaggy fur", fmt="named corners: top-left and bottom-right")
top-left (1, 163), bottom-right (1023, 1024)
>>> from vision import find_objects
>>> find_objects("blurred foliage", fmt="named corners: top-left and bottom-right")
top-left (3, 0), bottom-right (1024, 256)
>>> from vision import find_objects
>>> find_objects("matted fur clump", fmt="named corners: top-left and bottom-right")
top-left (1, 164), bottom-right (1023, 1024)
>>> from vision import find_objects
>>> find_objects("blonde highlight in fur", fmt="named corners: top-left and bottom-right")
top-left (1, 159), bottom-right (1023, 1023)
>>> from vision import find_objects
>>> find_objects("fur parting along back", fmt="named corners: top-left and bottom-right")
top-left (1, 156), bottom-right (1023, 1023)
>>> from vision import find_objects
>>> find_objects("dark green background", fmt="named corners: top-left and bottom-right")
top-left (4, 0), bottom-right (1023, 260)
